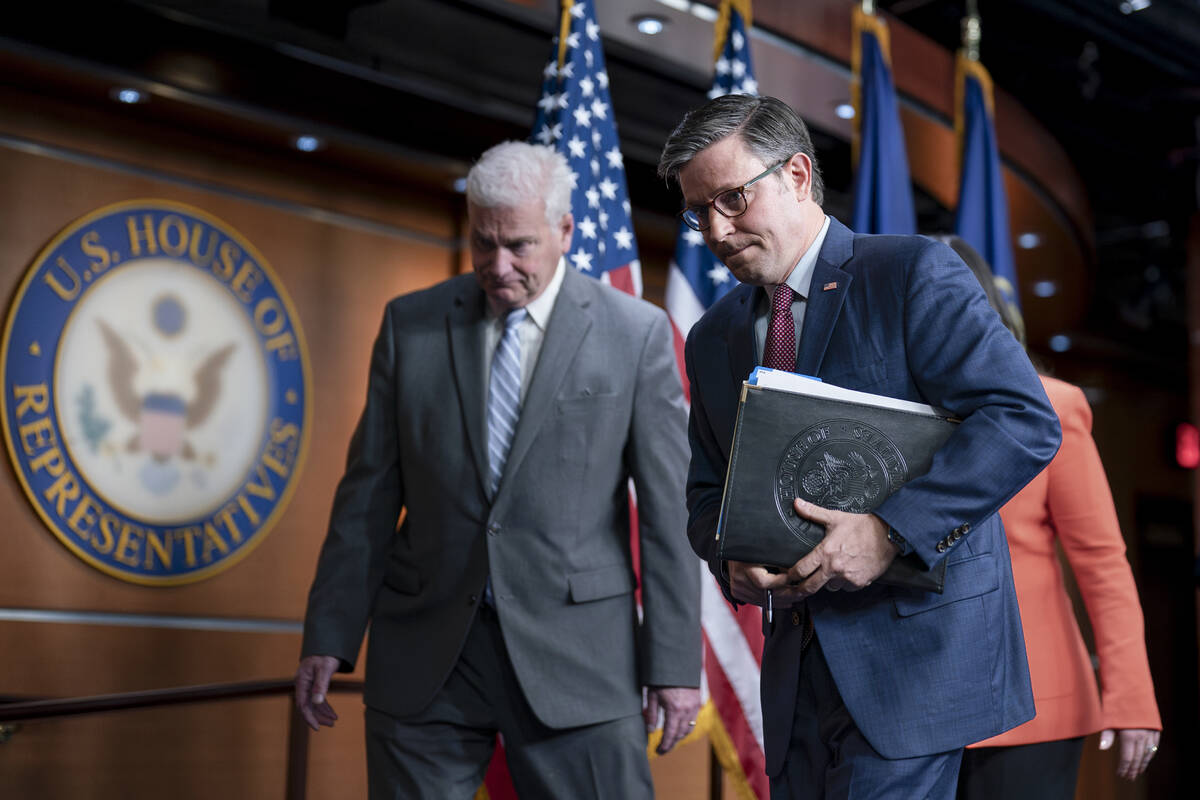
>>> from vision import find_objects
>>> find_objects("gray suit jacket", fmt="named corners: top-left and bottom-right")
top-left (301, 268), bottom-right (701, 729)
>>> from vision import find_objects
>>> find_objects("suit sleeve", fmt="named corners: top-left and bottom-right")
top-left (872, 241), bottom-right (1061, 566)
top-left (300, 303), bottom-right (404, 671)
top-left (627, 310), bottom-right (702, 688)
top-left (1046, 384), bottom-right (1161, 730)
top-left (683, 328), bottom-right (736, 603)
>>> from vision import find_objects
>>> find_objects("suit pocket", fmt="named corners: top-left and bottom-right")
top-left (568, 564), bottom-right (636, 603)
top-left (892, 552), bottom-right (998, 617)
top-left (821, 357), bottom-right (889, 393)
top-left (382, 562), bottom-right (421, 595)
top-left (556, 390), bottom-right (621, 416)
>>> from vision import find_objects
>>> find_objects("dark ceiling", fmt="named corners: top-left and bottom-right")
top-left (880, 0), bottom-right (1200, 376)
top-left (0, 0), bottom-right (1196, 384)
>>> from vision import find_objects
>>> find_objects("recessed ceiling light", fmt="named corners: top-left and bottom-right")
top-left (632, 15), bottom-right (666, 35)
top-left (110, 87), bottom-right (147, 104)
top-left (1048, 334), bottom-right (1072, 352)
top-left (1033, 280), bottom-right (1057, 298)
top-left (293, 135), bottom-right (322, 153)
top-left (1017, 232), bottom-right (1041, 249)
top-left (1119, 0), bottom-right (1151, 14)
top-left (834, 103), bottom-right (856, 120)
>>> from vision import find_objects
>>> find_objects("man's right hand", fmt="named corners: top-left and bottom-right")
top-left (294, 655), bottom-right (340, 731)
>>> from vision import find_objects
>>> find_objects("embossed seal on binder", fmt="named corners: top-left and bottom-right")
top-left (774, 419), bottom-right (908, 550)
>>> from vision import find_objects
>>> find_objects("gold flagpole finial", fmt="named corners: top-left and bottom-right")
top-left (714, 1), bottom-right (754, 63)
top-left (557, 0), bottom-right (575, 74)
top-left (962, 0), bottom-right (981, 61)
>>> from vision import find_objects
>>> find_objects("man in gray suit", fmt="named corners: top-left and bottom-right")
top-left (295, 141), bottom-right (701, 799)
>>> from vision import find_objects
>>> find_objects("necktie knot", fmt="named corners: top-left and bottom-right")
top-left (771, 284), bottom-right (793, 312)
top-left (504, 308), bottom-right (528, 332)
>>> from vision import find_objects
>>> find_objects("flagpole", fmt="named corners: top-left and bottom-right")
top-left (961, 0), bottom-right (980, 62)
top-left (953, 0), bottom-right (1025, 334)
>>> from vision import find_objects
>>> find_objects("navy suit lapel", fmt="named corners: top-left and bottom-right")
top-left (726, 284), bottom-right (758, 385)
top-left (796, 219), bottom-right (855, 377)
top-left (447, 282), bottom-right (490, 499)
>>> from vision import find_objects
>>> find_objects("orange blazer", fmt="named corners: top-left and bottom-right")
top-left (971, 376), bottom-right (1161, 747)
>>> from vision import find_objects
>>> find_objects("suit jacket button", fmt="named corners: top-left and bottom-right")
top-left (487, 523), bottom-right (500, 536)
top-left (936, 541), bottom-right (948, 553)
top-left (468, 594), bottom-right (478, 605)
top-left (961, 522), bottom-right (970, 534)
top-left (792, 611), bottom-right (801, 626)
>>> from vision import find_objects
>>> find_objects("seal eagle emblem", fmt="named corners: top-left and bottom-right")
top-left (775, 418), bottom-right (909, 551)
top-left (1, 200), bottom-right (311, 585)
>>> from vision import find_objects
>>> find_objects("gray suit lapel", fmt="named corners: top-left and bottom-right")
top-left (494, 270), bottom-right (592, 507)
top-left (447, 283), bottom-right (490, 499)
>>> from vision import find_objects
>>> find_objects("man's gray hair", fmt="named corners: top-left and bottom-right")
top-left (466, 141), bottom-right (573, 225)
top-left (657, 95), bottom-right (825, 206)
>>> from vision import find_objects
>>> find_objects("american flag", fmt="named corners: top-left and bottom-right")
top-left (663, 2), bottom-right (769, 798)
top-left (531, 0), bottom-right (641, 297)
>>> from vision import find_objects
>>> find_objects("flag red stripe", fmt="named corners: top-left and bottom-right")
top-left (608, 263), bottom-right (637, 296)
top-left (705, 636), bottom-right (769, 796)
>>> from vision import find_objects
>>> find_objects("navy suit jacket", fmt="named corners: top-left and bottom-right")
top-left (685, 218), bottom-right (1061, 766)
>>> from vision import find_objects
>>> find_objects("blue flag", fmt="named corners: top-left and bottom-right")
top-left (956, 56), bottom-right (1020, 311)
top-left (851, 9), bottom-right (916, 235)
top-left (531, 0), bottom-right (641, 296)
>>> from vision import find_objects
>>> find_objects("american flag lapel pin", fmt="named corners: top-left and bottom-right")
top-left (823, 281), bottom-right (839, 291)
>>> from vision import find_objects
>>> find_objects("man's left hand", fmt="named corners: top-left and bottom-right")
top-left (1100, 727), bottom-right (1160, 780)
top-left (643, 686), bottom-right (701, 754)
top-left (776, 498), bottom-right (897, 601)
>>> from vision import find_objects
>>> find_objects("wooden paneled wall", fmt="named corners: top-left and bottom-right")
top-left (0, 82), bottom-right (454, 798)
top-left (0, 75), bottom-right (728, 800)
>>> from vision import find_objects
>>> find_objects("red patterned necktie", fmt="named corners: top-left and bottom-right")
top-left (762, 284), bottom-right (795, 371)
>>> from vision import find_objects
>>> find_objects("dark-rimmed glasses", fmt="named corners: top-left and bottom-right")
top-left (679, 158), bottom-right (789, 232)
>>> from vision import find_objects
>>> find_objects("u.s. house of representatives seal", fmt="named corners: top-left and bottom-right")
top-left (774, 419), bottom-right (907, 551)
top-left (1, 200), bottom-right (311, 585)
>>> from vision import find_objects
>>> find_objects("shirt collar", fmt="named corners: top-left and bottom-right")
top-left (777, 215), bottom-right (831, 300)
top-left (522, 256), bottom-right (565, 331)
top-left (488, 257), bottom-right (565, 330)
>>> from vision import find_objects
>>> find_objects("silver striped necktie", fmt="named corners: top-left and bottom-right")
top-left (487, 308), bottom-right (526, 494)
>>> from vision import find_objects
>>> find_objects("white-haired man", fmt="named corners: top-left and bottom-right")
top-left (295, 140), bottom-right (701, 799)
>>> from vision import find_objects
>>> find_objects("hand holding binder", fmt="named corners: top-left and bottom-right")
top-left (715, 369), bottom-right (960, 593)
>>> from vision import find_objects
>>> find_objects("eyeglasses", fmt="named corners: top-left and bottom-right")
top-left (679, 158), bottom-right (789, 232)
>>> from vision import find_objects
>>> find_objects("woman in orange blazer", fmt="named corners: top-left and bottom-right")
top-left (943, 237), bottom-right (1162, 800)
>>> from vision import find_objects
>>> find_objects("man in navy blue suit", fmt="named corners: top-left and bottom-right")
top-left (658, 95), bottom-right (1062, 799)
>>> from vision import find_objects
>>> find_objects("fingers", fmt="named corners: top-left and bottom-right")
top-left (657, 707), bottom-right (689, 754)
top-left (295, 656), bottom-right (340, 732)
top-left (1115, 729), bottom-right (1160, 780)
top-left (728, 562), bottom-right (789, 605)
top-left (642, 693), bottom-right (661, 735)
top-left (1098, 729), bottom-right (1115, 750)
top-left (792, 497), bottom-right (834, 526)
top-left (649, 688), bottom-right (702, 755)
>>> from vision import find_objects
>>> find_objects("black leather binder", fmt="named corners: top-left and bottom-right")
top-left (716, 374), bottom-right (959, 593)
